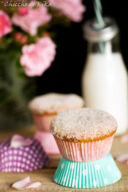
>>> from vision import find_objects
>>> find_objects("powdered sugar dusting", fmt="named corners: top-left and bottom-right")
top-left (29, 93), bottom-right (84, 114)
top-left (51, 108), bottom-right (117, 140)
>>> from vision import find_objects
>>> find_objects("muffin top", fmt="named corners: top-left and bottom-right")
top-left (29, 93), bottom-right (84, 115)
top-left (51, 108), bottom-right (117, 142)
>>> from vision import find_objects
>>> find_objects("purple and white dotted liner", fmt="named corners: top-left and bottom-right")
top-left (0, 135), bottom-right (50, 172)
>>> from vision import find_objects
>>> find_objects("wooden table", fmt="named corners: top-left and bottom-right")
top-left (0, 126), bottom-right (128, 192)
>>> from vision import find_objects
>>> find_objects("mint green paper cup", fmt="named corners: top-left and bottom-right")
top-left (54, 153), bottom-right (121, 188)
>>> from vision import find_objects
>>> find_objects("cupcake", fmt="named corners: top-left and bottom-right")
top-left (29, 93), bottom-right (84, 154)
top-left (29, 93), bottom-right (84, 131)
top-left (51, 108), bottom-right (117, 162)
top-left (51, 108), bottom-right (121, 188)
top-left (0, 135), bottom-right (49, 172)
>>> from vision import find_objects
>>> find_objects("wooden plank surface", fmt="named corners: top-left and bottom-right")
top-left (0, 126), bottom-right (128, 192)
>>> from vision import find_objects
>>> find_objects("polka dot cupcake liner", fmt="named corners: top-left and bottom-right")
top-left (55, 136), bottom-right (114, 162)
top-left (0, 139), bottom-right (49, 172)
top-left (35, 131), bottom-right (60, 154)
top-left (54, 153), bottom-right (121, 188)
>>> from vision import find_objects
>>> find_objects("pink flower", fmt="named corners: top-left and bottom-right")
top-left (20, 37), bottom-right (56, 77)
top-left (10, 135), bottom-right (33, 148)
top-left (120, 134), bottom-right (128, 143)
top-left (42, 32), bottom-right (50, 37)
top-left (116, 154), bottom-right (128, 164)
top-left (14, 32), bottom-right (22, 41)
top-left (20, 36), bottom-right (28, 44)
top-left (12, 6), bottom-right (51, 36)
top-left (18, 7), bottom-right (29, 15)
top-left (14, 32), bottom-right (28, 44)
top-left (12, 176), bottom-right (41, 190)
top-left (0, 10), bottom-right (11, 38)
top-left (49, 0), bottom-right (85, 22)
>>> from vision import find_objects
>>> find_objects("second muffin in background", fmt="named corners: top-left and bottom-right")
top-left (29, 93), bottom-right (84, 131)
top-left (29, 93), bottom-right (84, 154)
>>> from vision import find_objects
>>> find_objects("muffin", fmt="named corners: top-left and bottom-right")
top-left (51, 108), bottom-right (121, 188)
top-left (29, 93), bottom-right (84, 131)
top-left (51, 108), bottom-right (117, 162)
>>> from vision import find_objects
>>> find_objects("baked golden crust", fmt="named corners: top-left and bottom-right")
top-left (54, 129), bottom-right (116, 143)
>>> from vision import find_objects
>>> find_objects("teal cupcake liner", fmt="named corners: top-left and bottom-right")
top-left (53, 153), bottom-right (121, 188)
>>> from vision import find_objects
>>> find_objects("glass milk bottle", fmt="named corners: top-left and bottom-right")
top-left (82, 17), bottom-right (128, 135)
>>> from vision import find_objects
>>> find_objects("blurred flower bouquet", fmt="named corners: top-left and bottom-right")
top-left (0, 0), bottom-right (85, 129)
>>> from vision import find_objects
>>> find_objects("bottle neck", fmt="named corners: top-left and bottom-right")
top-left (87, 35), bottom-right (120, 55)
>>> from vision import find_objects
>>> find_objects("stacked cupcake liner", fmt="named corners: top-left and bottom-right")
top-left (0, 139), bottom-right (49, 172)
top-left (53, 135), bottom-right (121, 188)
top-left (55, 136), bottom-right (113, 161)
top-left (54, 153), bottom-right (121, 188)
